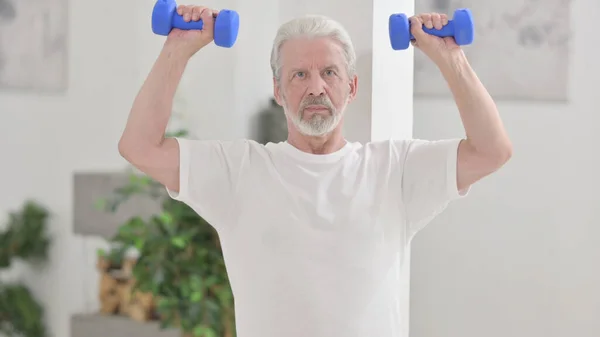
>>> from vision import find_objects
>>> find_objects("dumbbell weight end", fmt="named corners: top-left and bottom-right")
top-left (151, 0), bottom-right (240, 48)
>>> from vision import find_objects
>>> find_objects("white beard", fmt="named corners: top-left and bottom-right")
top-left (282, 93), bottom-right (348, 137)
top-left (286, 108), bottom-right (342, 136)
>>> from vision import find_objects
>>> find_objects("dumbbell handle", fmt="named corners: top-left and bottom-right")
top-left (410, 20), bottom-right (456, 40)
top-left (171, 12), bottom-right (205, 31)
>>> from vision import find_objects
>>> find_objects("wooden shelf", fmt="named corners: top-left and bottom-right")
top-left (71, 313), bottom-right (180, 337)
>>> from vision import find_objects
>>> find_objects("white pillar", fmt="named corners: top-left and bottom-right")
top-left (278, 0), bottom-right (415, 143)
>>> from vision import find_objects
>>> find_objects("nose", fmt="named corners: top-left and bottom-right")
top-left (307, 74), bottom-right (326, 96)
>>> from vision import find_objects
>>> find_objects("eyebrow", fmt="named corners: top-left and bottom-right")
top-left (289, 65), bottom-right (340, 73)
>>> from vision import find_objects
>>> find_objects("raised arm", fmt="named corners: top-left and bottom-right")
top-left (409, 13), bottom-right (513, 192)
top-left (118, 5), bottom-right (218, 192)
top-left (440, 51), bottom-right (512, 191)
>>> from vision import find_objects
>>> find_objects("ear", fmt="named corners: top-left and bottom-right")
top-left (273, 77), bottom-right (283, 106)
top-left (348, 75), bottom-right (358, 102)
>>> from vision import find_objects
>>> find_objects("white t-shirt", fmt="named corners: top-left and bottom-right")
top-left (167, 137), bottom-right (468, 337)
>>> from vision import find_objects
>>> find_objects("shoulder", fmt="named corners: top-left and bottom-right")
top-left (176, 138), bottom-right (272, 163)
top-left (361, 139), bottom-right (413, 160)
top-left (178, 138), bottom-right (266, 152)
top-left (364, 138), bottom-right (461, 160)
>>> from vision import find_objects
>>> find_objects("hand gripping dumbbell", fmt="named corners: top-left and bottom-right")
top-left (151, 0), bottom-right (240, 48)
top-left (388, 8), bottom-right (474, 50)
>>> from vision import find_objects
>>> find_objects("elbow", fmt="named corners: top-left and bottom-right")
top-left (487, 140), bottom-right (513, 170)
top-left (118, 137), bottom-right (137, 162)
top-left (118, 138), bottom-right (128, 157)
top-left (467, 138), bottom-right (513, 173)
top-left (118, 136), bottom-right (163, 166)
top-left (499, 140), bottom-right (513, 163)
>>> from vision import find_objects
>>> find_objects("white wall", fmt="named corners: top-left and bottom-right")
top-left (409, 0), bottom-right (600, 336)
top-left (0, 0), bottom-right (140, 334)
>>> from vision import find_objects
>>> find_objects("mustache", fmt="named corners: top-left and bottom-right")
top-left (299, 96), bottom-right (334, 112)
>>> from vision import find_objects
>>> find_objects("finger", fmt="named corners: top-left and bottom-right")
top-left (420, 13), bottom-right (433, 29)
top-left (431, 13), bottom-right (442, 30)
top-left (199, 8), bottom-right (215, 33)
top-left (409, 16), bottom-right (427, 40)
top-left (212, 9), bottom-right (220, 17)
top-left (179, 5), bottom-right (193, 22)
top-left (440, 14), bottom-right (449, 26)
top-left (191, 6), bottom-right (204, 21)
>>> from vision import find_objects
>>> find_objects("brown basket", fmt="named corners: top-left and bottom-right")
top-left (97, 255), bottom-right (156, 322)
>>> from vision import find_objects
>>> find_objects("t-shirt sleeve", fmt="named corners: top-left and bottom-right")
top-left (166, 137), bottom-right (249, 231)
top-left (394, 138), bottom-right (469, 238)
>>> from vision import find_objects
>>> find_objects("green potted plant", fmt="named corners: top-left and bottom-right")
top-left (0, 200), bottom-right (52, 337)
top-left (98, 130), bottom-right (235, 337)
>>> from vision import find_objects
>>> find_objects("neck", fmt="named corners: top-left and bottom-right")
top-left (287, 127), bottom-right (346, 155)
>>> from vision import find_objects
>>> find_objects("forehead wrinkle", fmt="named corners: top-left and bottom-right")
top-left (280, 38), bottom-right (345, 70)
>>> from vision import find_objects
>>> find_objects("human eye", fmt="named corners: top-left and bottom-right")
top-left (323, 69), bottom-right (336, 77)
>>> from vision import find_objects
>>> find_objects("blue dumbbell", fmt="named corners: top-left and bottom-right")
top-left (151, 0), bottom-right (240, 48)
top-left (389, 8), bottom-right (474, 50)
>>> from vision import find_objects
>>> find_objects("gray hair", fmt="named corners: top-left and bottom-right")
top-left (270, 15), bottom-right (357, 83)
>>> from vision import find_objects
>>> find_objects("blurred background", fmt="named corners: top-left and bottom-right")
top-left (0, 0), bottom-right (598, 336)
